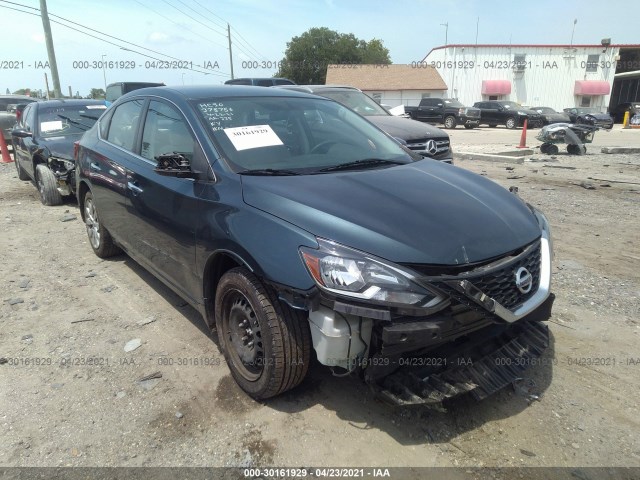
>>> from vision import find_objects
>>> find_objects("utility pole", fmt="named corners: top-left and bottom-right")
top-left (40, 0), bottom-right (62, 98)
top-left (44, 73), bottom-right (50, 100)
top-left (227, 23), bottom-right (234, 80)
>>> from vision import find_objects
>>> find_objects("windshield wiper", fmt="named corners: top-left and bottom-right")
top-left (315, 158), bottom-right (405, 173)
top-left (56, 114), bottom-right (92, 130)
top-left (238, 168), bottom-right (301, 176)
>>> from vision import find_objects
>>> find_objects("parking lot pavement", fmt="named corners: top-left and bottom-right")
top-left (0, 143), bottom-right (639, 471)
top-left (447, 124), bottom-right (639, 151)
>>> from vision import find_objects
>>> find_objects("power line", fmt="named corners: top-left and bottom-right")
top-left (186, 0), bottom-right (269, 61)
top-left (160, 0), bottom-right (227, 39)
top-left (130, 0), bottom-right (228, 49)
top-left (0, 0), bottom-right (229, 77)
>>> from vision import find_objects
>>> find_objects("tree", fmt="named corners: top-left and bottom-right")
top-left (90, 88), bottom-right (106, 99)
top-left (12, 88), bottom-right (37, 96)
top-left (276, 27), bottom-right (391, 84)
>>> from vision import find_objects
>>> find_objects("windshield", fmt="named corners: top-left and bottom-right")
top-left (444, 99), bottom-right (465, 108)
top-left (576, 108), bottom-right (603, 114)
top-left (534, 107), bottom-right (555, 114)
top-left (316, 90), bottom-right (389, 117)
top-left (196, 96), bottom-right (413, 174)
top-left (38, 104), bottom-right (106, 137)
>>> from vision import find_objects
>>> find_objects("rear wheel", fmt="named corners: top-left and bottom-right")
top-left (443, 115), bottom-right (457, 129)
top-left (35, 164), bottom-right (62, 206)
top-left (83, 191), bottom-right (121, 258)
top-left (464, 124), bottom-right (475, 129)
top-left (215, 267), bottom-right (311, 400)
top-left (505, 117), bottom-right (517, 129)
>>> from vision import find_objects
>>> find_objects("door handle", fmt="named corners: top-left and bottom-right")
top-left (90, 162), bottom-right (101, 171)
top-left (127, 181), bottom-right (143, 195)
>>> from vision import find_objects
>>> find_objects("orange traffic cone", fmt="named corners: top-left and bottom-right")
top-left (0, 133), bottom-right (12, 163)
top-left (516, 118), bottom-right (528, 148)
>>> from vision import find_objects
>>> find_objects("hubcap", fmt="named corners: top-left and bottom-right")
top-left (224, 290), bottom-right (264, 381)
top-left (85, 199), bottom-right (101, 249)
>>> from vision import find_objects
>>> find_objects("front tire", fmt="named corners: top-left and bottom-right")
top-left (35, 164), bottom-right (62, 206)
top-left (464, 124), bottom-right (475, 129)
top-left (215, 267), bottom-right (311, 400)
top-left (443, 115), bottom-right (457, 129)
top-left (83, 191), bottom-right (121, 258)
top-left (505, 117), bottom-right (518, 129)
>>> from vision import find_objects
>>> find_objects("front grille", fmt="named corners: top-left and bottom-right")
top-left (469, 242), bottom-right (541, 309)
top-left (465, 109), bottom-right (481, 119)
top-left (407, 137), bottom-right (450, 159)
top-left (408, 240), bottom-right (542, 312)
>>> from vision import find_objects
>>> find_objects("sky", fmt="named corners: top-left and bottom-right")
top-left (1, 0), bottom-right (639, 96)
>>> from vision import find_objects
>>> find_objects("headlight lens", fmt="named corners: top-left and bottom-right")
top-left (517, 111), bottom-right (527, 116)
top-left (300, 238), bottom-right (445, 307)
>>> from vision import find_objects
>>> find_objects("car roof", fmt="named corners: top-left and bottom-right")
top-left (35, 99), bottom-right (107, 108)
top-left (0, 95), bottom-right (38, 101)
top-left (274, 85), bottom-right (361, 94)
top-left (117, 84), bottom-right (320, 102)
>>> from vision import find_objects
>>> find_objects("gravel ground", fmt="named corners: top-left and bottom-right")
top-left (0, 132), bottom-right (639, 477)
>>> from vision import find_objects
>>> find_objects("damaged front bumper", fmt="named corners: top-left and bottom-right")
top-left (374, 302), bottom-right (553, 406)
top-left (48, 156), bottom-right (76, 196)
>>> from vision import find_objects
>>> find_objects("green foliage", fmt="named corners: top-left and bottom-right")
top-left (12, 88), bottom-right (37, 96)
top-left (276, 27), bottom-right (391, 84)
top-left (90, 88), bottom-right (106, 99)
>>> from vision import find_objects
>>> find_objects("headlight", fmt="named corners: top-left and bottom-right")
top-left (300, 238), bottom-right (445, 308)
top-left (517, 111), bottom-right (527, 116)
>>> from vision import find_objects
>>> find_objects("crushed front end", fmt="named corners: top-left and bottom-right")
top-left (47, 155), bottom-right (76, 196)
top-left (298, 207), bottom-right (554, 406)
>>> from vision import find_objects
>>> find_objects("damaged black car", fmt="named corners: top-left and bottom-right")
top-left (11, 99), bottom-right (107, 205)
top-left (75, 86), bottom-right (554, 406)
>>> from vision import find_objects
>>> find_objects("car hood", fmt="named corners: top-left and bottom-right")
top-left (582, 112), bottom-right (611, 120)
top-left (544, 113), bottom-right (570, 121)
top-left (241, 160), bottom-right (541, 265)
top-left (517, 109), bottom-right (542, 116)
top-left (367, 115), bottom-right (449, 140)
top-left (40, 135), bottom-right (81, 160)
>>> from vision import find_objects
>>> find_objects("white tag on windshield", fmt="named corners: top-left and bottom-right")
top-left (223, 125), bottom-right (283, 151)
top-left (40, 120), bottom-right (63, 132)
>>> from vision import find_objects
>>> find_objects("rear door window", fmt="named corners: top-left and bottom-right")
top-left (106, 99), bottom-right (144, 152)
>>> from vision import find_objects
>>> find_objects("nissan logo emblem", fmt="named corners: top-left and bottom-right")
top-left (425, 139), bottom-right (438, 155)
top-left (514, 267), bottom-right (533, 294)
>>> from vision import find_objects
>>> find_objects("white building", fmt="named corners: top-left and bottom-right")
top-left (421, 43), bottom-right (639, 111)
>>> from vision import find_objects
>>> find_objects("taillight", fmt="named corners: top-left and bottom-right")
top-left (73, 141), bottom-right (80, 160)
top-left (459, 108), bottom-right (465, 115)
top-left (16, 109), bottom-right (22, 122)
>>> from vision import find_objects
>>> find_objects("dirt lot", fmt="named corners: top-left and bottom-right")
top-left (1, 128), bottom-right (639, 476)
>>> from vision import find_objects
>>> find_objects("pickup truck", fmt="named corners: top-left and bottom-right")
top-left (405, 98), bottom-right (481, 129)
top-left (0, 95), bottom-right (39, 146)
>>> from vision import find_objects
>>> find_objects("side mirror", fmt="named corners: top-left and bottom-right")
top-left (12, 129), bottom-right (32, 139)
top-left (154, 153), bottom-right (199, 179)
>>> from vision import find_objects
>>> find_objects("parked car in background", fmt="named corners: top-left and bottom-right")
top-left (225, 78), bottom-right (295, 86)
top-left (473, 100), bottom-right (544, 129)
top-left (11, 99), bottom-right (107, 205)
top-left (610, 102), bottom-right (640, 123)
top-left (76, 85), bottom-right (554, 404)
top-left (0, 95), bottom-right (39, 146)
top-left (404, 98), bottom-right (481, 129)
top-left (276, 85), bottom-right (453, 162)
top-left (563, 107), bottom-right (614, 130)
top-left (106, 82), bottom-right (165, 103)
top-left (531, 107), bottom-right (571, 125)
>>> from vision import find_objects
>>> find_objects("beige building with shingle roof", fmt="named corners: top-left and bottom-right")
top-left (325, 64), bottom-right (447, 107)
